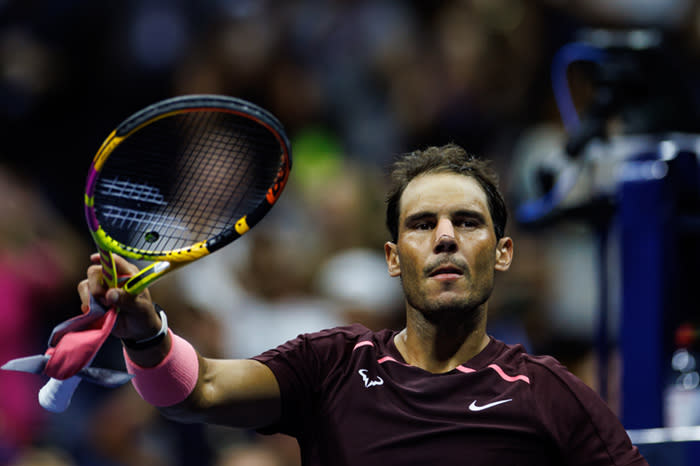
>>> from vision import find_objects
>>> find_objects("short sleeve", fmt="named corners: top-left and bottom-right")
top-left (529, 356), bottom-right (648, 466)
top-left (251, 324), bottom-right (369, 437)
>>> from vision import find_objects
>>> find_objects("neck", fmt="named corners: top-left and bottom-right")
top-left (395, 305), bottom-right (490, 373)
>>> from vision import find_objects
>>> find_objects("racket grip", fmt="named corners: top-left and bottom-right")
top-left (39, 376), bottom-right (81, 413)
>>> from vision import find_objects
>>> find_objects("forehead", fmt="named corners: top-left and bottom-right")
top-left (400, 172), bottom-right (490, 218)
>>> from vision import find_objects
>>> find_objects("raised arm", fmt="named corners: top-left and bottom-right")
top-left (78, 253), bottom-right (281, 429)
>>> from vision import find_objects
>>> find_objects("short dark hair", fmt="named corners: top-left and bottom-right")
top-left (385, 143), bottom-right (507, 242)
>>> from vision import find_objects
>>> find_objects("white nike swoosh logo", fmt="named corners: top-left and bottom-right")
top-left (468, 398), bottom-right (513, 411)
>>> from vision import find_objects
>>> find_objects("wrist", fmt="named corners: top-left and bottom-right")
top-left (122, 304), bottom-right (168, 350)
top-left (124, 330), bottom-right (199, 407)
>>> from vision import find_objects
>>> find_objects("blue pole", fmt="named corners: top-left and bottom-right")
top-left (617, 158), bottom-right (672, 429)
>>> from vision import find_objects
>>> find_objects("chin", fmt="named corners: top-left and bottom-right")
top-left (420, 289), bottom-right (490, 319)
top-left (418, 299), bottom-right (473, 321)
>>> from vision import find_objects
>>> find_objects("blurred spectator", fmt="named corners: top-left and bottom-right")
top-left (82, 386), bottom-right (165, 466)
top-left (0, 163), bottom-right (89, 462)
top-left (215, 443), bottom-right (286, 466)
top-left (8, 446), bottom-right (76, 466)
top-left (313, 248), bottom-right (404, 331)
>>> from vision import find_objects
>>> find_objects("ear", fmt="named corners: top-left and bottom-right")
top-left (494, 237), bottom-right (513, 272)
top-left (384, 241), bottom-right (401, 277)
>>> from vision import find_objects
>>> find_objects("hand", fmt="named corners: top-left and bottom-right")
top-left (78, 253), bottom-right (162, 342)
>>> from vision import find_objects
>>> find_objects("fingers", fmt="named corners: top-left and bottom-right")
top-left (89, 252), bottom-right (139, 275)
top-left (110, 253), bottom-right (139, 276)
top-left (83, 253), bottom-right (141, 309)
top-left (80, 253), bottom-right (158, 340)
top-left (77, 263), bottom-right (112, 313)
top-left (77, 279), bottom-right (91, 313)
top-left (87, 263), bottom-right (108, 295)
top-left (106, 287), bottom-right (136, 308)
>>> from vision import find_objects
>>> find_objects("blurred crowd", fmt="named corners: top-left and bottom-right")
top-left (3, 0), bottom-right (700, 465)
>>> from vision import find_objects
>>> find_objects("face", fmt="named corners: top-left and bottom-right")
top-left (384, 172), bottom-right (513, 320)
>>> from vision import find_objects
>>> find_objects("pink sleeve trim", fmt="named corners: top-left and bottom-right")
top-left (123, 329), bottom-right (199, 407)
top-left (488, 363), bottom-right (531, 384)
top-left (353, 341), bottom-right (375, 350)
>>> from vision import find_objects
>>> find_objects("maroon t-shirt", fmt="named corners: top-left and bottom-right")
top-left (252, 324), bottom-right (648, 466)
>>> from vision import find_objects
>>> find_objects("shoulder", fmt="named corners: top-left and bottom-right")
top-left (297, 323), bottom-right (387, 351)
top-left (501, 346), bottom-right (645, 464)
top-left (251, 323), bottom-right (394, 401)
top-left (489, 340), bottom-right (579, 382)
top-left (496, 343), bottom-right (612, 422)
top-left (304, 323), bottom-right (381, 342)
top-left (486, 339), bottom-right (596, 401)
top-left (521, 351), bottom-right (594, 397)
top-left (252, 323), bottom-right (389, 364)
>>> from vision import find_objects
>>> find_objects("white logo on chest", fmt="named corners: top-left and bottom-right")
top-left (468, 398), bottom-right (513, 411)
top-left (358, 369), bottom-right (384, 388)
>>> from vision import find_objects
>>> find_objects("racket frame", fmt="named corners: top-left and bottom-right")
top-left (83, 95), bottom-right (292, 294)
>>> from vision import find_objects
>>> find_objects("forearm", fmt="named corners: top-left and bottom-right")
top-left (160, 357), bottom-right (281, 429)
top-left (124, 334), bottom-right (281, 429)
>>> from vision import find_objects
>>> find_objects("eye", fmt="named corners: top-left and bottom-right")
top-left (455, 217), bottom-right (481, 229)
top-left (406, 217), bottom-right (435, 230)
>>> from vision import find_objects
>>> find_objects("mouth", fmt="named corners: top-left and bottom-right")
top-left (428, 265), bottom-right (464, 279)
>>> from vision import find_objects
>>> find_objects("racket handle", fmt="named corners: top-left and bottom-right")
top-left (39, 376), bottom-right (81, 413)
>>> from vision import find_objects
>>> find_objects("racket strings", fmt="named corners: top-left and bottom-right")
top-left (174, 113), bottom-right (246, 223)
top-left (94, 109), bottom-right (282, 253)
top-left (169, 112), bottom-right (269, 236)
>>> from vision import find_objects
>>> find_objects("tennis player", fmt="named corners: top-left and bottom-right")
top-left (79, 143), bottom-right (648, 465)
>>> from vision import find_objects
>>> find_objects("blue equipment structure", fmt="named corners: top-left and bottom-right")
top-left (619, 144), bottom-right (700, 463)
top-left (516, 28), bottom-right (700, 464)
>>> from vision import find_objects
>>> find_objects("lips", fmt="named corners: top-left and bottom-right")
top-left (428, 265), bottom-right (464, 277)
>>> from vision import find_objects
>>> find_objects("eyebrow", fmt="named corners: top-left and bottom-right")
top-left (404, 212), bottom-right (433, 225)
top-left (453, 209), bottom-right (487, 223)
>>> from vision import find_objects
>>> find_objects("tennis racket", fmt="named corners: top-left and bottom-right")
top-left (40, 94), bottom-right (292, 412)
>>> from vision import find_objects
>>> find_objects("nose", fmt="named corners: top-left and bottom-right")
top-left (433, 218), bottom-right (457, 254)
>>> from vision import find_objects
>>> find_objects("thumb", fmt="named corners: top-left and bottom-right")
top-left (105, 288), bottom-right (128, 307)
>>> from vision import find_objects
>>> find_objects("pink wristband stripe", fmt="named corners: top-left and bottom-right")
top-left (124, 330), bottom-right (199, 407)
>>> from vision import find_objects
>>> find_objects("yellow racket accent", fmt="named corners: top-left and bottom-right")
top-left (94, 111), bottom-right (189, 172)
top-left (93, 131), bottom-right (123, 172)
top-left (91, 227), bottom-right (211, 263)
top-left (124, 109), bottom-right (189, 135)
top-left (235, 216), bottom-right (250, 235)
top-left (122, 261), bottom-right (173, 295)
top-left (100, 250), bottom-right (119, 289)
top-left (92, 227), bottom-right (212, 296)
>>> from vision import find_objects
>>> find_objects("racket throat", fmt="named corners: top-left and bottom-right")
top-left (123, 261), bottom-right (172, 295)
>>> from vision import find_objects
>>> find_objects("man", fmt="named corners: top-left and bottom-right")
top-left (79, 144), bottom-right (648, 465)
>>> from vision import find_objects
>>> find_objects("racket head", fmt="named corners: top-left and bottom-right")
top-left (84, 95), bottom-right (292, 276)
